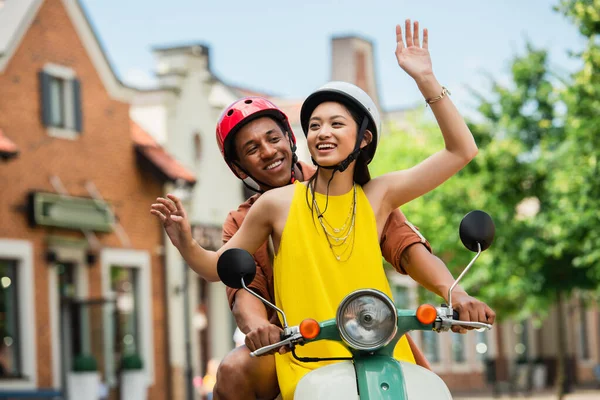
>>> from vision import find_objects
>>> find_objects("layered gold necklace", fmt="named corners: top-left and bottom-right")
top-left (310, 182), bottom-right (357, 262)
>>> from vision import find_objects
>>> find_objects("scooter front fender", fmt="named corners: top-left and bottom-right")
top-left (294, 361), bottom-right (359, 400)
top-left (355, 357), bottom-right (453, 399)
top-left (294, 358), bottom-right (453, 400)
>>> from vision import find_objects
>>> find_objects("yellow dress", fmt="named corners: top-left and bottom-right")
top-left (273, 181), bottom-right (415, 400)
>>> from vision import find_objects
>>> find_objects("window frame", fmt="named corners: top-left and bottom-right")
top-left (40, 64), bottom-right (82, 140)
top-left (101, 249), bottom-right (154, 387)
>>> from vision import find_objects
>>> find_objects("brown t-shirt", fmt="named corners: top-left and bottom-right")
top-left (223, 161), bottom-right (432, 321)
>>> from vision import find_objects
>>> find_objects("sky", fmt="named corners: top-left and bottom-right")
top-left (80, 0), bottom-right (586, 114)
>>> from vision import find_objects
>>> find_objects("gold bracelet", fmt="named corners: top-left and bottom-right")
top-left (425, 86), bottom-right (451, 107)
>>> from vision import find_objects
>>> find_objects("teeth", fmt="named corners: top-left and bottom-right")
top-left (318, 144), bottom-right (336, 150)
top-left (266, 160), bottom-right (283, 170)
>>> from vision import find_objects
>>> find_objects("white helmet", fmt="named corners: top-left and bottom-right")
top-left (300, 81), bottom-right (381, 165)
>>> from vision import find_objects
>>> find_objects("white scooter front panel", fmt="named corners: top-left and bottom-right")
top-left (401, 362), bottom-right (453, 399)
top-left (294, 361), bottom-right (359, 400)
top-left (294, 360), bottom-right (452, 399)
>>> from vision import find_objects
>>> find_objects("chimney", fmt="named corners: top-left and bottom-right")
top-left (330, 36), bottom-right (381, 111)
top-left (151, 43), bottom-right (210, 90)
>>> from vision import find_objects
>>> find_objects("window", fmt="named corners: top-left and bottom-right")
top-left (111, 266), bottom-right (140, 362)
top-left (391, 285), bottom-right (409, 309)
top-left (0, 240), bottom-right (35, 389)
top-left (421, 330), bottom-right (440, 363)
top-left (452, 333), bottom-right (466, 363)
top-left (48, 77), bottom-right (66, 128)
top-left (101, 249), bottom-right (154, 386)
top-left (39, 65), bottom-right (82, 137)
top-left (513, 322), bottom-right (529, 359)
top-left (0, 260), bottom-right (21, 379)
top-left (579, 300), bottom-right (590, 360)
top-left (475, 330), bottom-right (489, 361)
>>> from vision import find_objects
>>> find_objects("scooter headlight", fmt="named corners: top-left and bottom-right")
top-left (336, 289), bottom-right (398, 351)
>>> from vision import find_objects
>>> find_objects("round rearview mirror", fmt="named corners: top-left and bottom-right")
top-left (217, 248), bottom-right (256, 289)
top-left (459, 210), bottom-right (495, 252)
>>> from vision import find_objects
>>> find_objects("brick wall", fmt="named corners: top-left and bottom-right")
top-left (0, 1), bottom-right (168, 398)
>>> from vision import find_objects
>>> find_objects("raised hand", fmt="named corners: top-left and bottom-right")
top-left (395, 19), bottom-right (434, 82)
top-left (150, 194), bottom-right (193, 250)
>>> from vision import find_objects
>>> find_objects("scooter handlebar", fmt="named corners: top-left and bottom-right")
top-left (249, 333), bottom-right (303, 357)
top-left (435, 308), bottom-right (492, 331)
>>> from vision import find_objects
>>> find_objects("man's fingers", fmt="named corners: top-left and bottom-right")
top-left (150, 209), bottom-right (167, 222)
top-left (458, 306), bottom-right (474, 332)
top-left (477, 306), bottom-right (489, 326)
top-left (486, 307), bottom-right (496, 325)
top-left (167, 194), bottom-right (185, 214)
top-left (151, 203), bottom-right (171, 214)
top-left (268, 329), bottom-right (282, 346)
top-left (245, 335), bottom-right (259, 352)
top-left (157, 197), bottom-right (177, 213)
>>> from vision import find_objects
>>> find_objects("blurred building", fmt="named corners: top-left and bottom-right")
top-left (130, 43), bottom-right (247, 397)
top-left (0, 1), bottom-right (194, 399)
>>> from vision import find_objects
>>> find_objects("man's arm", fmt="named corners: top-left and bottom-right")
top-left (223, 211), bottom-right (286, 354)
top-left (401, 243), bottom-right (460, 301)
top-left (381, 209), bottom-right (496, 332)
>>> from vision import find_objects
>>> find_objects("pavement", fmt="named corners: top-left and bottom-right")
top-left (454, 388), bottom-right (600, 400)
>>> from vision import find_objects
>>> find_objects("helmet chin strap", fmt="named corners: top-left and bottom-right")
top-left (311, 116), bottom-right (369, 173)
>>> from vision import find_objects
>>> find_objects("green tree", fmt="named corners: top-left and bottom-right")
top-left (553, 0), bottom-right (600, 287)
top-left (374, 31), bottom-right (600, 397)
top-left (373, 44), bottom-right (564, 317)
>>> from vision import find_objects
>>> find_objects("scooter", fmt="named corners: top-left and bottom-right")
top-left (218, 210), bottom-right (496, 399)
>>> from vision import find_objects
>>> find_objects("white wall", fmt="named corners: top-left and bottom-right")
top-left (166, 72), bottom-right (243, 225)
top-left (130, 50), bottom-right (243, 379)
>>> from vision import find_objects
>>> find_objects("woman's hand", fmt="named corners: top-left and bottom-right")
top-left (395, 19), bottom-right (434, 84)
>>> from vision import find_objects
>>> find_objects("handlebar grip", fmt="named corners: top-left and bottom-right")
top-left (453, 310), bottom-right (459, 320)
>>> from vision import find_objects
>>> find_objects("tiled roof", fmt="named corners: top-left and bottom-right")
top-left (131, 120), bottom-right (196, 185)
top-left (0, 128), bottom-right (19, 159)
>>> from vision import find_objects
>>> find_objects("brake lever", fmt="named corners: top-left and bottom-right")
top-left (250, 333), bottom-right (303, 357)
top-left (449, 320), bottom-right (492, 330)
top-left (434, 306), bottom-right (492, 332)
